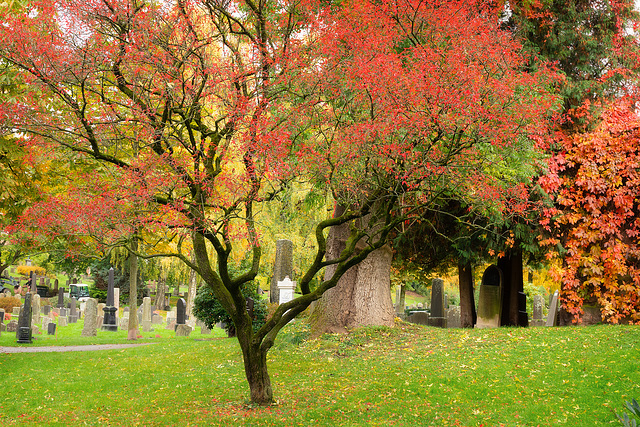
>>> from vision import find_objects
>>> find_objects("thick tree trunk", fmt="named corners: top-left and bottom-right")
top-left (242, 344), bottom-right (273, 405)
top-left (310, 205), bottom-right (395, 334)
top-left (498, 248), bottom-right (524, 326)
top-left (458, 260), bottom-right (476, 328)
top-left (127, 241), bottom-right (139, 340)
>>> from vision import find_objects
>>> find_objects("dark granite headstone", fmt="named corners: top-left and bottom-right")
top-left (176, 298), bottom-right (186, 325)
top-left (101, 268), bottom-right (118, 331)
top-left (517, 291), bottom-right (528, 327)
top-left (16, 292), bottom-right (33, 343)
top-left (43, 305), bottom-right (51, 316)
top-left (57, 287), bottom-right (65, 309)
top-left (47, 322), bottom-right (56, 335)
top-left (427, 278), bottom-right (446, 328)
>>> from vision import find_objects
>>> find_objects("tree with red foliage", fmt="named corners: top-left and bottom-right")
top-left (540, 102), bottom-right (640, 323)
top-left (0, 0), bottom-right (556, 404)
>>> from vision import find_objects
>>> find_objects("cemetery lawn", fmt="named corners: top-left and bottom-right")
top-left (0, 321), bottom-right (638, 426)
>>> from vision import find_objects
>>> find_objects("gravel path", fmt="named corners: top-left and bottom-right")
top-left (0, 343), bottom-right (158, 353)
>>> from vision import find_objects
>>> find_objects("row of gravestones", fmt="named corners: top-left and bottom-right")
top-left (0, 293), bottom-right (214, 343)
top-left (402, 267), bottom-right (562, 329)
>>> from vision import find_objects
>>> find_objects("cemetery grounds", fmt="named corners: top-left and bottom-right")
top-left (0, 318), bottom-right (638, 426)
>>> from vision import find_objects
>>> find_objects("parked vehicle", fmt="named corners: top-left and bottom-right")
top-left (69, 284), bottom-right (91, 301)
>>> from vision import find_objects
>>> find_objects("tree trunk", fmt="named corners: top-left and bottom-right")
top-left (186, 255), bottom-right (198, 319)
top-left (127, 239), bottom-right (139, 340)
top-left (242, 343), bottom-right (273, 405)
top-left (155, 273), bottom-right (165, 311)
top-left (498, 248), bottom-right (524, 326)
top-left (458, 260), bottom-right (476, 328)
top-left (310, 205), bottom-right (395, 334)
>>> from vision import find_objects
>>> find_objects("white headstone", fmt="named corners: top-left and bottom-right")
top-left (277, 276), bottom-right (296, 304)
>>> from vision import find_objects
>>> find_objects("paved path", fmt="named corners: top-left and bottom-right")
top-left (0, 343), bottom-right (158, 353)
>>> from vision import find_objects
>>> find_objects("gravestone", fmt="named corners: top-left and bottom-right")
top-left (395, 285), bottom-right (406, 315)
top-left (532, 295), bottom-right (544, 327)
top-left (58, 312), bottom-right (68, 327)
top-left (17, 292), bottom-right (33, 343)
top-left (447, 305), bottom-right (461, 329)
top-left (142, 297), bottom-right (152, 332)
top-left (113, 288), bottom-right (120, 316)
top-left (57, 287), bottom-right (65, 309)
top-left (546, 290), bottom-right (559, 327)
top-left (165, 306), bottom-right (177, 325)
top-left (96, 303), bottom-right (106, 329)
top-left (200, 323), bottom-right (211, 334)
top-left (476, 265), bottom-right (502, 329)
top-left (270, 239), bottom-right (293, 303)
top-left (151, 314), bottom-right (163, 324)
top-left (30, 272), bottom-right (37, 294)
top-left (43, 305), bottom-right (51, 316)
top-left (517, 291), bottom-right (529, 327)
top-left (53, 279), bottom-right (59, 293)
top-left (101, 268), bottom-right (118, 331)
top-left (277, 277), bottom-right (296, 304)
top-left (68, 297), bottom-right (78, 323)
top-left (6, 319), bottom-right (18, 332)
top-left (12, 306), bottom-right (20, 316)
top-left (0, 308), bottom-right (3, 336)
top-left (406, 311), bottom-right (430, 325)
top-left (427, 278), bottom-right (447, 328)
top-left (176, 298), bottom-right (186, 326)
top-left (175, 324), bottom-right (192, 337)
top-left (82, 298), bottom-right (98, 337)
top-left (47, 323), bottom-right (56, 335)
top-left (31, 293), bottom-right (41, 325)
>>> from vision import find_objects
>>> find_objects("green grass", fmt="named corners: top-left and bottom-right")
top-left (1, 320), bottom-right (638, 426)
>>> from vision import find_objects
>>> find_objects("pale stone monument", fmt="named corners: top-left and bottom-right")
top-left (82, 298), bottom-right (98, 337)
top-left (277, 276), bottom-right (296, 304)
top-left (476, 265), bottom-right (502, 329)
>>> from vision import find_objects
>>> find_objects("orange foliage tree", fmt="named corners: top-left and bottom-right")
top-left (540, 102), bottom-right (640, 323)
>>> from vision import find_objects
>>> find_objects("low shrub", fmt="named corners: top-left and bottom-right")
top-left (193, 282), bottom-right (267, 337)
top-left (16, 265), bottom-right (46, 277)
top-left (0, 296), bottom-right (21, 314)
